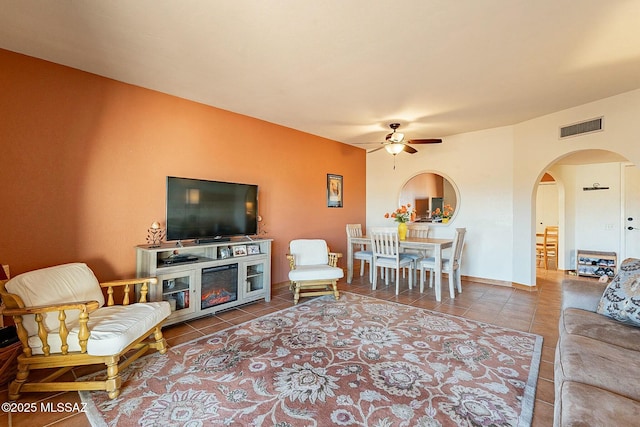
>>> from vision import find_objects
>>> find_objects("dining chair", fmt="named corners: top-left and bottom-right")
top-left (535, 232), bottom-right (544, 267)
top-left (346, 224), bottom-right (373, 282)
top-left (536, 226), bottom-right (558, 270)
top-left (401, 223), bottom-right (431, 278)
top-left (369, 227), bottom-right (414, 295)
top-left (418, 227), bottom-right (466, 300)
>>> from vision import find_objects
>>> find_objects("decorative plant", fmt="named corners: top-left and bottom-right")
top-left (432, 204), bottom-right (454, 220)
top-left (385, 204), bottom-right (416, 223)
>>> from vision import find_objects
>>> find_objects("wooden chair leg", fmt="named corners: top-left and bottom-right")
top-left (544, 251), bottom-right (549, 270)
top-left (395, 267), bottom-right (400, 295)
top-left (331, 280), bottom-right (340, 300)
top-left (293, 283), bottom-right (301, 304)
top-left (153, 326), bottom-right (168, 354)
top-left (8, 361), bottom-right (30, 400)
top-left (449, 270), bottom-right (456, 299)
top-left (371, 265), bottom-right (378, 290)
top-left (105, 356), bottom-right (122, 399)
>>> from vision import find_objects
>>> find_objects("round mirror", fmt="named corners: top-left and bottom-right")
top-left (399, 173), bottom-right (458, 223)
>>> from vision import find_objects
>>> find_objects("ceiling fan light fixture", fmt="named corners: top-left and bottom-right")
top-left (389, 132), bottom-right (404, 143)
top-left (385, 143), bottom-right (404, 155)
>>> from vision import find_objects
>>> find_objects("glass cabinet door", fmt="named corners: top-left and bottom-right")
top-left (158, 270), bottom-right (196, 316)
top-left (244, 260), bottom-right (266, 298)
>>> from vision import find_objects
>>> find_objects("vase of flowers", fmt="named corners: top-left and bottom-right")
top-left (384, 204), bottom-right (416, 240)
top-left (432, 204), bottom-right (454, 223)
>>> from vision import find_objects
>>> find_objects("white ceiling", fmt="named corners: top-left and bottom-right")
top-left (1, 0), bottom-right (640, 148)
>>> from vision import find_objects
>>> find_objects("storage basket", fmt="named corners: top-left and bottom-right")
top-left (0, 340), bottom-right (21, 387)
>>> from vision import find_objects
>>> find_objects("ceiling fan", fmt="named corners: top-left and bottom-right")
top-left (368, 123), bottom-right (442, 155)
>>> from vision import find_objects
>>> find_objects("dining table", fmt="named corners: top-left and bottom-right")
top-left (346, 235), bottom-right (454, 301)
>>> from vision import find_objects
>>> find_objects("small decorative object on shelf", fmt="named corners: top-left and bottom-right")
top-left (385, 204), bottom-right (416, 240)
top-left (219, 247), bottom-right (231, 259)
top-left (432, 204), bottom-right (454, 223)
top-left (146, 221), bottom-right (165, 248)
top-left (257, 215), bottom-right (269, 236)
top-left (233, 245), bottom-right (247, 257)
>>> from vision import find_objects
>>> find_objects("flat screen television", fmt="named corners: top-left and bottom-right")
top-left (166, 176), bottom-right (258, 241)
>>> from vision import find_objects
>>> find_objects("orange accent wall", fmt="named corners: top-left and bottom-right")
top-left (0, 49), bottom-right (366, 285)
top-left (540, 173), bottom-right (555, 182)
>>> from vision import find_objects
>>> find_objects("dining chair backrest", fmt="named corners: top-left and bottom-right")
top-left (407, 223), bottom-right (430, 238)
top-left (451, 228), bottom-right (467, 266)
top-left (544, 226), bottom-right (558, 249)
top-left (346, 224), bottom-right (365, 248)
top-left (369, 227), bottom-right (402, 260)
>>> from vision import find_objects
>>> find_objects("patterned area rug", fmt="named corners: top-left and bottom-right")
top-left (80, 292), bottom-right (542, 426)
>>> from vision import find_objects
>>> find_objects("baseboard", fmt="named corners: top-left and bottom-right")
top-left (511, 282), bottom-right (538, 292)
top-left (460, 275), bottom-right (517, 288)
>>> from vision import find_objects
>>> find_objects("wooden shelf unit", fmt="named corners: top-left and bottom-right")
top-left (136, 238), bottom-right (272, 325)
top-left (576, 250), bottom-right (617, 278)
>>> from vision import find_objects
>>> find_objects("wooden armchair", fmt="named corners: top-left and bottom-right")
top-left (0, 263), bottom-right (170, 400)
top-left (287, 239), bottom-right (343, 304)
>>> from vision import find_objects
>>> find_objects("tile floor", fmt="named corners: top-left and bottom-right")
top-left (0, 267), bottom-right (571, 426)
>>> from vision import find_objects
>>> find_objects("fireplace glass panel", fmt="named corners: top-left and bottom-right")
top-left (201, 264), bottom-right (238, 309)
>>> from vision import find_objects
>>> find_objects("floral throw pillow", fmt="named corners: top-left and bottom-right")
top-left (597, 258), bottom-right (640, 326)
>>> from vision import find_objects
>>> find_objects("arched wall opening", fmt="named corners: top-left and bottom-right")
top-left (532, 149), bottom-right (632, 282)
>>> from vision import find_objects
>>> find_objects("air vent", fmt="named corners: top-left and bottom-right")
top-left (560, 117), bottom-right (603, 139)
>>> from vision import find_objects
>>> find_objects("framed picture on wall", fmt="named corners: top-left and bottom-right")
top-left (327, 174), bottom-right (343, 208)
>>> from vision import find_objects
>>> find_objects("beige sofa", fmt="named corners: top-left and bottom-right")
top-left (554, 271), bottom-right (640, 425)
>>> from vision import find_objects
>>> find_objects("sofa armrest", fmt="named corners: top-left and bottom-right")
top-left (561, 278), bottom-right (607, 312)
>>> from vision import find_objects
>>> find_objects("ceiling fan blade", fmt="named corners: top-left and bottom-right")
top-left (407, 138), bottom-right (443, 144)
top-left (367, 146), bottom-right (386, 154)
top-left (403, 145), bottom-right (418, 154)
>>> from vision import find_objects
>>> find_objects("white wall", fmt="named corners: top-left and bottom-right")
top-left (367, 126), bottom-right (515, 283)
top-left (513, 89), bottom-right (640, 285)
top-left (549, 162), bottom-right (624, 269)
top-left (535, 182), bottom-right (558, 234)
top-left (367, 88), bottom-right (640, 286)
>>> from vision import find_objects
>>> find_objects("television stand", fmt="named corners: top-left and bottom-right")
top-left (135, 238), bottom-right (272, 326)
top-left (196, 237), bottom-right (230, 244)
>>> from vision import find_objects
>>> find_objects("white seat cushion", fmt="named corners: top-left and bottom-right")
top-left (420, 257), bottom-right (452, 268)
top-left (354, 250), bottom-right (373, 260)
top-left (375, 255), bottom-right (413, 269)
top-left (6, 263), bottom-right (105, 337)
top-left (289, 265), bottom-right (344, 281)
top-left (28, 301), bottom-right (171, 356)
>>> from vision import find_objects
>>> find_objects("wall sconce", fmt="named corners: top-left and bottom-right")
top-left (146, 221), bottom-right (165, 247)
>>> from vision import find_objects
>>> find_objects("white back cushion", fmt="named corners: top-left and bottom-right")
top-left (6, 263), bottom-right (105, 336)
top-left (290, 239), bottom-right (329, 266)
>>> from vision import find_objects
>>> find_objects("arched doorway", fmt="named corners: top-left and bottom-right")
top-left (533, 149), bottom-right (635, 277)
